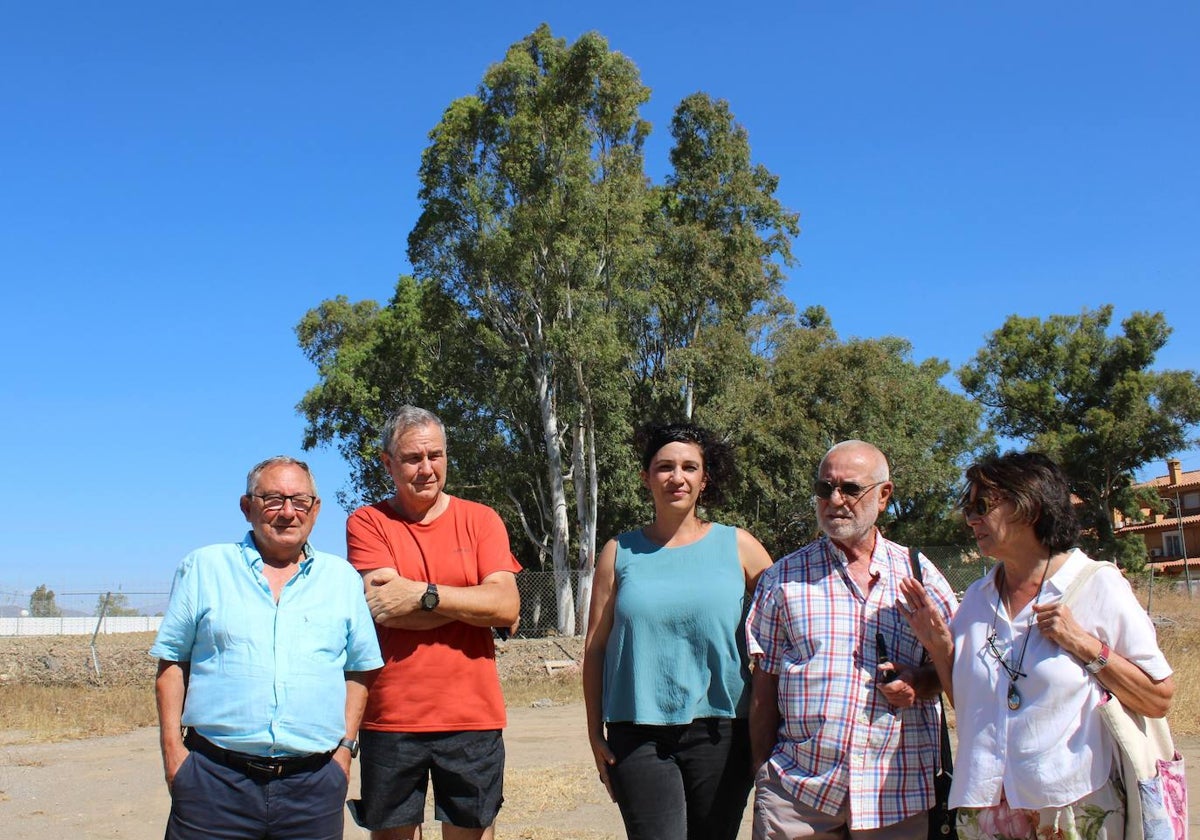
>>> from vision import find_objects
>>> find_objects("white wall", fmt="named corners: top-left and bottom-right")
top-left (0, 615), bottom-right (163, 636)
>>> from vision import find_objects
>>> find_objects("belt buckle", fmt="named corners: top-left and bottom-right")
top-left (245, 758), bottom-right (285, 781)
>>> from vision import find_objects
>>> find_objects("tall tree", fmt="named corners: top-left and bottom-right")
top-left (407, 25), bottom-right (651, 634)
top-left (634, 93), bottom-right (798, 422)
top-left (959, 306), bottom-right (1200, 567)
top-left (29, 584), bottom-right (61, 617)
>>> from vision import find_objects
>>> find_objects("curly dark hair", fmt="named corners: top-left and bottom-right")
top-left (962, 451), bottom-right (1080, 553)
top-left (635, 422), bottom-right (735, 508)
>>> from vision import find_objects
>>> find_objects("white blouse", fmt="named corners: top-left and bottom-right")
top-left (949, 548), bottom-right (1172, 809)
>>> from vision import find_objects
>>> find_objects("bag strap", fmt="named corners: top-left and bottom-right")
top-left (909, 546), bottom-right (953, 779)
top-left (1058, 558), bottom-right (1112, 610)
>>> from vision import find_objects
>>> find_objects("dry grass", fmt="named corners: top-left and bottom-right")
top-left (2, 591), bottom-right (1196, 742)
top-left (0, 671), bottom-right (582, 744)
top-left (502, 667), bottom-right (583, 708)
top-left (1136, 584), bottom-right (1200, 735)
top-left (0, 684), bottom-right (157, 742)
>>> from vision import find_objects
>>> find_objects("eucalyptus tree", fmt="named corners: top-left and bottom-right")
top-left (634, 93), bottom-right (799, 422)
top-left (407, 25), bottom-right (651, 634)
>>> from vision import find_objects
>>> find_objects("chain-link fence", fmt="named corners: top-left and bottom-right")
top-left (510, 547), bottom-right (995, 639)
top-left (0, 589), bottom-right (170, 617)
top-left (2, 549), bottom-right (1181, 637)
top-left (0, 590), bottom-right (170, 636)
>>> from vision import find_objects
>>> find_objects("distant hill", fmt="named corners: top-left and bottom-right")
top-left (0, 605), bottom-right (92, 618)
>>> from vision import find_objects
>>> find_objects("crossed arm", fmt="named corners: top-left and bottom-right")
top-left (361, 567), bottom-right (519, 631)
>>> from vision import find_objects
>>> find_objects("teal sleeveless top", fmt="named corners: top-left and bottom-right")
top-left (602, 523), bottom-right (751, 724)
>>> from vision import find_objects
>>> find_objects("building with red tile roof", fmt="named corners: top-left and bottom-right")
top-left (1114, 458), bottom-right (1200, 577)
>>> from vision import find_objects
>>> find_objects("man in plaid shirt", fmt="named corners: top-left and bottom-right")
top-left (746, 440), bottom-right (957, 840)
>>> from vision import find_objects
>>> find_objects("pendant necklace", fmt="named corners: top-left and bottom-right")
top-left (987, 559), bottom-right (1051, 712)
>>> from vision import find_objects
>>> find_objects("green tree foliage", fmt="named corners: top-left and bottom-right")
top-left (636, 93), bottom-right (799, 421)
top-left (296, 279), bottom-right (509, 512)
top-left (959, 306), bottom-right (1200, 568)
top-left (731, 308), bottom-right (988, 558)
top-left (297, 26), bottom-right (989, 633)
top-left (405, 24), bottom-right (654, 633)
top-left (95, 592), bottom-right (140, 616)
top-left (29, 584), bottom-right (61, 617)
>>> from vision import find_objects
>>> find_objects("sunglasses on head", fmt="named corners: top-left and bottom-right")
top-left (813, 479), bottom-right (884, 501)
top-left (961, 495), bottom-right (1005, 518)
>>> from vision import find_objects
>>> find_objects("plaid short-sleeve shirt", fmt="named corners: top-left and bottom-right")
top-left (746, 532), bottom-right (957, 829)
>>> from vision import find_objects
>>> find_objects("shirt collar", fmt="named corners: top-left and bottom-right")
top-left (980, 547), bottom-right (1087, 599)
top-left (239, 531), bottom-right (316, 574)
top-left (821, 529), bottom-right (886, 571)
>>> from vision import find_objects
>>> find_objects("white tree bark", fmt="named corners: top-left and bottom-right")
top-left (532, 349), bottom-right (575, 637)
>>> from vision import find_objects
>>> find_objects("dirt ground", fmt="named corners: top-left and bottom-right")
top-left (1, 634), bottom-right (1197, 838)
top-left (3, 705), bottom-right (1199, 839)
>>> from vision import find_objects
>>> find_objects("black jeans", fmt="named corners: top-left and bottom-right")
top-left (606, 717), bottom-right (752, 840)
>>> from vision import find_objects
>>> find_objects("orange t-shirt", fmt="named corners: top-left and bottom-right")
top-left (346, 495), bottom-right (522, 732)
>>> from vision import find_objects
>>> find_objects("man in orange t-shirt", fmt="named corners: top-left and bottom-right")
top-left (345, 406), bottom-right (521, 840)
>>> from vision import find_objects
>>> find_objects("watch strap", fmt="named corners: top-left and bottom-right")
top-left (1085, 641), bottom-right (1110, 674)
top-left (337, 737), bottom-right (359, 758)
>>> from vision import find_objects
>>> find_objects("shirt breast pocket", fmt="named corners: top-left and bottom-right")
top-left (288, 613), bottom-right (348, 671)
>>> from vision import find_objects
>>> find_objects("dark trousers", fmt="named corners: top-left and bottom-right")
top-left (606, 717), bottom-right (753, 840)
top-left (165, 750), bottom-right (348, 839)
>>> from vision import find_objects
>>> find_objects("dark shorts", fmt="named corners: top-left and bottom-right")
top-left (349, 729), bottom-right (505, 830)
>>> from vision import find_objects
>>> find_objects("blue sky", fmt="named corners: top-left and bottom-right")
top-left (2, 3), bottom-right (1197, 599)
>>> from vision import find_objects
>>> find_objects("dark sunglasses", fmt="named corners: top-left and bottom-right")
top-left (961, 495), bottom-right (1005, 518)
top-left (813, 479), bottom-right (885, 501)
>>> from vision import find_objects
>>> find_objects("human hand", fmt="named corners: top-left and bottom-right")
top-left (332, 749), bottom-right (352, 780)
top-left (877, 662), bottom-right (919, 708)
top-left (363, 567), bottom-right (399, 587)
top-left (589, 733), bottom-right (617, 802)
top-left (364, 571), bottom-right (424, 621)
top-left (897, 576), bottom-right (952, 657)
top-left (163, 742), bottom-right (190, 790)
top-left (1032, 600), bottom-right (1091, 660)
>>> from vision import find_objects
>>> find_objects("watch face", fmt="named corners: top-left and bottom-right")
top-left (420, 587), bottom-right (439, 610)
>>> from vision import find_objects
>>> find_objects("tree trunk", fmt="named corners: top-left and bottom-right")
top-left (533, 351), bottom-right (575, 636)
top-left (572, 385), bottom-right (599, 634)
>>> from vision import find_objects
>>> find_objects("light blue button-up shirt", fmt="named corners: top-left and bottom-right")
top-left (150, 533), bottom-right (383, 757)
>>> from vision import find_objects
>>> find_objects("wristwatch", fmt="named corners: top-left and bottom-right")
top-left (420, 583), bottom-right (440, 611)
top-left (337, 737), bottom-right (359, 758)
top-left (1085, 641), bottom-right (1110, 674)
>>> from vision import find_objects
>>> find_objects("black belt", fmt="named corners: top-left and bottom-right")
top-left (185, 730), bottom-right (333, 782)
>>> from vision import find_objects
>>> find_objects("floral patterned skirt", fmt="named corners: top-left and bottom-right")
top-left (957, 779), bottom-right (1125, 840)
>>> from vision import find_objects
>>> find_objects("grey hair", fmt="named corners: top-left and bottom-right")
top-left (381, 406), bottom-right (446, 455)
top-left (819, 440), bottom-right (891, 482)
top-left (245, 456), bottom-right (318, 496)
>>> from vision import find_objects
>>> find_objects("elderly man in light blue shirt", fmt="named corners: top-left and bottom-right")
top-left (151, 455), bottom-right (383, 840)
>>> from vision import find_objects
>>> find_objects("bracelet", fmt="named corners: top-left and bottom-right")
top-left (1084, 642), bottom-right (1110, 674)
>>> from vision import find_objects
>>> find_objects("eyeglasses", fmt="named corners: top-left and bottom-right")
top-left (813, 479), bottom-right (885, 501)
top-left (962, 495), bottom-right (1005, 519)
top-left (249, 493), bottom-right (318, 513)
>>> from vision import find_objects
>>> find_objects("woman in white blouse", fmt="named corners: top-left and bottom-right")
top-left (900, 451), bottom-right (1174, 840)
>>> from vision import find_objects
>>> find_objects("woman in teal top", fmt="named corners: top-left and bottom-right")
top-left (583, 423), bottom-right (773, 840)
